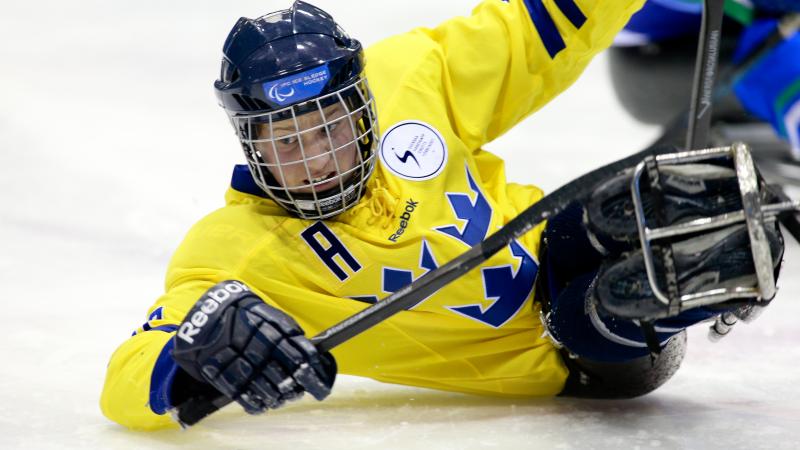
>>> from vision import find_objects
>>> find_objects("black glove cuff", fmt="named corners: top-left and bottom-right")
top-left (169, 366), bottom-right (223, 407)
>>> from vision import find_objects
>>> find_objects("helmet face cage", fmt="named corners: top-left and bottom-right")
top-left (230, 75), bottom-right (379, 219)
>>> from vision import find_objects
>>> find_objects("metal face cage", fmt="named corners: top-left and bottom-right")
top-left (630, 142), bottom-right (800, 314)
top-left (229, 76), bottom-right (379, 220)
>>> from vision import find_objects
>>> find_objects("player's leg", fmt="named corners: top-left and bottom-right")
top-left (537, 155), bottom-right (786, 398)
top-left (538, 203), bottom-right (698, 398)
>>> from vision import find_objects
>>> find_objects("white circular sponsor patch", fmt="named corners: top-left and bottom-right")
top-left (379, 120), bottom-right (448, 181)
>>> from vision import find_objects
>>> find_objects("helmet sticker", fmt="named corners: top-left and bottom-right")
top-left (379, 120), bottom-right (448, 181)
top-left (262, 64), bottom-right (331, 106)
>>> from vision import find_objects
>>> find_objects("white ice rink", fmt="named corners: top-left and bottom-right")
top-left (2, 1), bottom-right (799, 448)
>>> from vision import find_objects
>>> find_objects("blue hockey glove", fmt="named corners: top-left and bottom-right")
top-left (171, 280), bottom-right (336, 414)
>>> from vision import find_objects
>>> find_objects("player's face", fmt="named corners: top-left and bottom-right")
top-left (254, 103), bottom-right (360, 194)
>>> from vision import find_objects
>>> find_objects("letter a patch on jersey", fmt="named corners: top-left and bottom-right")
top-left (301, 221), bottom-right (362, 281)
top-left (448, 241), bottom-right (538, 328)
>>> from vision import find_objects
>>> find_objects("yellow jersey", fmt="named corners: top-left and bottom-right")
top-left (101, 0), bottom-right (645, 430)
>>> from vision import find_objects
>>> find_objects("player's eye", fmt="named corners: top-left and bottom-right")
top-left (278, 135), bottom-right (298, 146)
top-left (327, 121), bottom-right (340, 133)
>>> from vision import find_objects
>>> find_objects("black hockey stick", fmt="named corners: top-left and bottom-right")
top-left (311, 146), bottom-right (667, 351)
top-left (175, 143), bottom-right (666, 428)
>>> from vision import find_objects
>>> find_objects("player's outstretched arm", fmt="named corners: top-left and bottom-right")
top-left (171, 281), bottom-right (336, 425)
top-left (372, 0), bottom-right (647, 149)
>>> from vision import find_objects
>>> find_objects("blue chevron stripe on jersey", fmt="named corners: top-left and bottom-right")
top-left (554, 0), bottom-right (586, 29)
top-left (522, 0), bottom-right (566, 58)
top-left (448, 240), bottom-right (538, 328)
top-left (149, 338), bottom-right (179, 414)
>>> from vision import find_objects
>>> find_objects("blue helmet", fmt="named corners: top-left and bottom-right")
top-left (215, 1), bottom-right (379, 219)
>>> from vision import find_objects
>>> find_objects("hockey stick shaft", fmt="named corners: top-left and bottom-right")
top-left (175, 145), bottom-right (661, 427)
top-left (312, 146), bottom-right (659, 352)
top-left (686, 0), bottom-right (726, 150)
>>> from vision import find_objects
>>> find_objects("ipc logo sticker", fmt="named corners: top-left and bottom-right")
top-left (262, 64), bottom-right (331, 106)
top-left (379, 120), bottom-right (448, 181)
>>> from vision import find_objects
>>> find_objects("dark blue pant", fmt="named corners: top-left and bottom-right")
top-left (540, 203), bottom-right (716, 363)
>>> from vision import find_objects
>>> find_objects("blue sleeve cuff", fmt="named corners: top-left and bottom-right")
top-left (520, 0), bottom-right (586, 59)
top-left (148, 326), bottom-right (180, 415)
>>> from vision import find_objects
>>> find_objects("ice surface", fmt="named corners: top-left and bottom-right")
top-left (1, 1), bottom-right (799, 448)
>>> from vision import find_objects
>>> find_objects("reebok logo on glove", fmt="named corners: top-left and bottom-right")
top-left (177, 281), bottom-right (250, 344)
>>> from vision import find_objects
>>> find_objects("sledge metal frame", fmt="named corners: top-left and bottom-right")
top-left (630, 142), bottom-right (800, 311)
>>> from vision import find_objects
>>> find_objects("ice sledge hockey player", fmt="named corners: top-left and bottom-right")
top-left (100, 0), bottom-right (787, 430)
